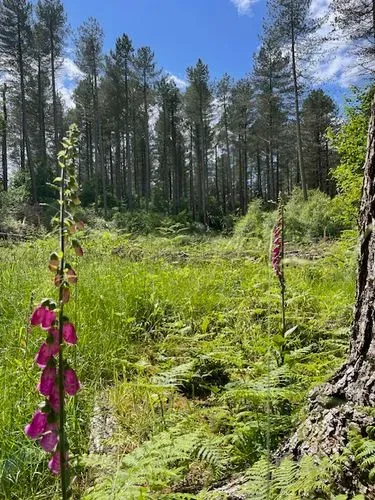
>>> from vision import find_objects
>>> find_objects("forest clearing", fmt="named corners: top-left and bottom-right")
top-left (0, 221), bottom-right (358, 498)
top-left (1, 0), bottom-right (375, 497)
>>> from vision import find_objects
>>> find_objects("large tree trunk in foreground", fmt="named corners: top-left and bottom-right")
top-left (283, 97), bottom-right (375, 461)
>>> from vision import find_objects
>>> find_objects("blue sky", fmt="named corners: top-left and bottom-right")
top-left (62, 0), bottom-right (265, 83)
top-left (50, 0), bottom-right (367, 108)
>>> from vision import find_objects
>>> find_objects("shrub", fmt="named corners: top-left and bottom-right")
top-left (328, 86), bottom-right (374, 228)
top-left (112, 210), bottom-right (163, 234)
top-left (0, 185), bottom-right (44, 238)
top-left (284, 188), bottom-right (344, 241)
top-left (233, 200), bottom-right (272, 241)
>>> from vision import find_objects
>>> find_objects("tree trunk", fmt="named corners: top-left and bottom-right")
top-left (143, 70), bottom-right (151, 210)
top-left (224, 100), bottom-right (233, 212)
top-left (189, 125), bottom-right (195, 220)
top-left (37, 54), bottom-right (47, 168)
top-left (50, 25), bottom-right (59, 170)
top-left (114, 127), bottom-right (122, 200)
top-left (124, 57), bottom-right (132, 208)
top-left (93, 65), bottom-right (107, 217)
top-left (199, 103), bottom-right (207, 226)
top-left (17, 17), bottom-right (36, 202)
top-left (281, 97), bottom-right (375, 463)
top-left (291, 18), bottom-right (307, 201)
top-left (215, 144), bottom-right (220, 207)
top-left (2, 84), bottom-right (8, 191)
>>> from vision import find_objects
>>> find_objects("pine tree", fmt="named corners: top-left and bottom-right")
top-left (229, 78), bottom-right (254, 213)
top-left (267, 0), bottom-right (317, 200)
top-left (0, 0), bottom-right (36, 201)
top-left (216, 73), bottom-right (234, 212)
top-left (331, 0), bottom-right (375, 70)
top-left (156, 76), bottom-right (184, 213)
top-left (113, 34), bottom-right (134, 207)
top-left (76, 17), bottom-right (107, 215)
top-left (302, 89), bottom-right (337, 193)
top-left (133, 46), bottom-right (159, 210)
top-left (185, 59), bottom-right (212, 224)
top-left (252, 36), bottom-right (290, 200)
top-left (35, 0), bottom-right (67, 168)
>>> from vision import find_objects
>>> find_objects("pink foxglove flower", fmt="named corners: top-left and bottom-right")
top-left (64, 368), bottom-right (80, 396)
top-left (25, 127), bottom-right (82, 485)
top-left (35, 342), bottom-right (59, 369)
top-left (39, 422), bottom-right (59, 452)
top-left (38, 364), bottom-right (57, 396)
top-left (31, 306), bottom-right (47, 326)
top-left (48, 451), bottom-right (68, 475)
top-left (48, 384), bottom-right (60, 413)
top-left (41, 309), bottom-right (56, 330)
top-left (63, 323), bottom-right (77, 345)
top-left (25, 411), bottom-right (48, 439)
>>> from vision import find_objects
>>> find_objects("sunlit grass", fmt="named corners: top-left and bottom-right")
top-left (0, 231), bottom-right (356, 498)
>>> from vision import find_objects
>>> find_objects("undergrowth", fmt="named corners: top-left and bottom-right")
top-left (0, 228), bottom-right (357, 498)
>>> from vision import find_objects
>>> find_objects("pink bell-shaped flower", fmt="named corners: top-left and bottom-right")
top-left (35, 341), bottom-right (59, 369)
top-left (24, 410), bottom-right (48, 439)
top-left (30, 306), bottom-right (46, 326)
top-left (48, 384), bottom-right (60, 413)
top-left (39, 422), bottom-right (58, 452)
top-left (48, 451), bottom-right (68, 475)
top-left (38, 364), bottom-right (57, 396)
top-left (63, 323), bottom-right (77, 345)
top-left (64, 368), bottom-right (80, 396)
top-left (41, 309), bottom-right (56, 330)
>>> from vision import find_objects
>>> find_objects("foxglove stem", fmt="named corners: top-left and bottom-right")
top-left (25, 126), bottom-right (80, 496)
top-left (272, 197), bottom-right (286, 366)
top-left (58, 150), bottom-right (68, 500)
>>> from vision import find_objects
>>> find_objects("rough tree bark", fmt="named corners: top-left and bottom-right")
top-left (2, 84), bottom-right (8, 191)
top-left (281, 97), bottom-right (375, 462)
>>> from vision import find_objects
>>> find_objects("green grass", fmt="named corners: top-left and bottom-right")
top-left (0, 230), bottom-right (356, 499)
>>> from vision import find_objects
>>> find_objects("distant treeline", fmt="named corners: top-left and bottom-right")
top-left (0, 0), bottom-right (373, 223)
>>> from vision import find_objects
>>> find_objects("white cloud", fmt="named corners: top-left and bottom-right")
top-left (56, 57), bottom-right (84, 109)
top-left (230, 0), bottom-right (259, 16)
top-left (308, 0), bottom-right (373, 88)
top-left (167, 73), bottom-right (187, 90)
top-left (309, 0), bottom-right (329, 19)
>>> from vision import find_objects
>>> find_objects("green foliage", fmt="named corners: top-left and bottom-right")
top-left (243, 454), bottom-right (343, 499)
top-left (233, 199), bottom-right (267, 239)
top-left (233, 200), bottom-right (276, 250)
top-left (328, 86), bottom-right (375, 227)
top-left (0, 227), bottom-right (357, 498)
top-left (0, 182), bottom-right (46, 238)
top-left (112, 210), bottom-right (188, 235)
top-left (284, 188), bottom-right (345, 240)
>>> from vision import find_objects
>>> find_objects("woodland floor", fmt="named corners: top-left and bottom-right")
top-left (0, 230), bottom-right (357, 499)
